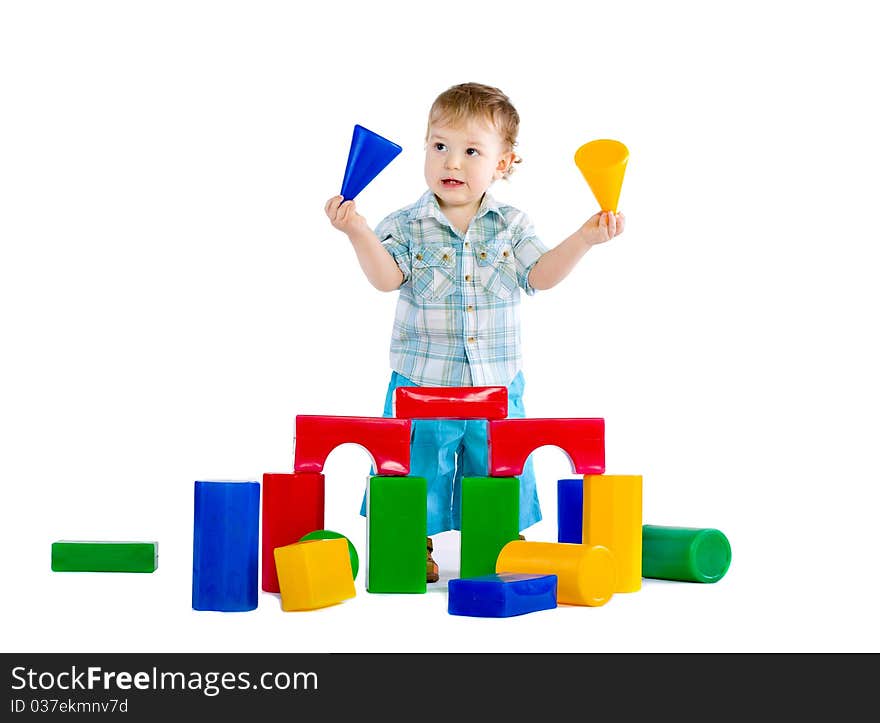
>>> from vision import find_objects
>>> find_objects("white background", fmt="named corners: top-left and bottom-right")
top-left (2, 1), bottom-right (878, 653)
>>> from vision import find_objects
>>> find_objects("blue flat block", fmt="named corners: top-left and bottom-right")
top-left (557, 478), bottom-right (583, 543)
top-left (448, 573), bottom-right (557, 618)
top-left (192, 480), bottom-right (261, 612)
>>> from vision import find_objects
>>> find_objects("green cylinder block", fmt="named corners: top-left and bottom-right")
top-left (642, 525), bottom-right (731, 583)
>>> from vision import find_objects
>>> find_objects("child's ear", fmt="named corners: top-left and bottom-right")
top-left (495, 151), bottom-right (516, 179)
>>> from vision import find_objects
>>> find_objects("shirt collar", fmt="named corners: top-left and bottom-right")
top-left (409, 188), bottom-right (504, 227)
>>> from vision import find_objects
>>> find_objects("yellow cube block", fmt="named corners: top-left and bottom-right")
top-left (273, 537), bottom-right (356, 611)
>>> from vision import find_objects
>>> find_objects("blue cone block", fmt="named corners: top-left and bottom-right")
top-left (340, 124), bottom-right (402, 201)
top-left (192, 480), bottom-right (261, 612)
top-left (448, 573), bottom-right (558, 618)
top-left (557, 478), bottom-right (583, 543)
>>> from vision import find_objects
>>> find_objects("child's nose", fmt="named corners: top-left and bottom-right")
top-left (444, 152), bottom-right (462, 169)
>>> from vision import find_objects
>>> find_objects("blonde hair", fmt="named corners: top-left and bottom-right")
top-left (426, 82), bottom-right (522, 178)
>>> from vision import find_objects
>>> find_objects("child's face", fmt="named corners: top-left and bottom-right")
top-left (424, 117), bottom-right (514, 212)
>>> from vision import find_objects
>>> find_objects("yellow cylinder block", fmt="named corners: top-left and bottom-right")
top-left (583, 474), bottom-right (643, 593)
top-left (495, 540), bottom-right (616, 607)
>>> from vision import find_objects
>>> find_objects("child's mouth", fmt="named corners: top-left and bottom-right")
top-left (441, 178), bottom-right (464, 187)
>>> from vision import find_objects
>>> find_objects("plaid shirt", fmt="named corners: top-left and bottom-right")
top-left (377, 189), bottom-right (548, 387)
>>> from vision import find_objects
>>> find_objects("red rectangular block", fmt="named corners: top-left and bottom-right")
top-left (394, 386), bottom-right (508, 419)
top-left (261, 472), bottom-right (325, 593)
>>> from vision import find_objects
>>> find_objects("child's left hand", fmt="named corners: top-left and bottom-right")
top-left (582, 211), bottom-right (626, 247)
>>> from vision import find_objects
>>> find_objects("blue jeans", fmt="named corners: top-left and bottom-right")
top-left (360, 370), bottom-right (542, 535)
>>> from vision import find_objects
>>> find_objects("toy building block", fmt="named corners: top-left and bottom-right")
top-left (274, 537), bottom-right (356, 611)
top-left (496, 540), bottom-right (616, 607)
top-left (300, 529), bottom-right (359, 580)
top-left (557, 478), bottom-right (583, 544)
top-left (460, 476), bottom-right (520, 579)
top-left (366, 475), bottom-right (427, 593)
top-left (51, 541), bottom-right (158, 573)
top-left (583, 475), bottom-right (643, 593)
top-left (642, 525), bottom-right (731, 583)
top-left (293, 415), bottom-right (411, 476)
top-left (340, 124), bottom-right (402, 202)
top-left (487, 418), bottom-right (605, 477)
top-left (448, 572), bottom-right (558, 618)
top-left (394, 386), bottom-right (508, 419)
top-left (261, 472), bottom-right (325, 593)
top-left (192, 480), bottom-right (260, 612)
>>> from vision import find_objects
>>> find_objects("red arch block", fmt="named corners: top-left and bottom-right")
top-left (487, 418), bottom-right (605, 476)
top-left (293, 415), bottom-right (411, 476)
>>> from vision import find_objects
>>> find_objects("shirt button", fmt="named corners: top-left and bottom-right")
top-left (467, 305), bottom-right (474, 311)
top-left (480, 252), bottom-right (487, 259)
top-left (502, 250), bottom-right (510, 257)
top-left (465, 274), bottom-right (471, 282)
top-left (416, 253), bottom-right (423, 260)
top-left (464, 242), bottom-right (470, 248)
top-left (468, 337), bottom-right (475, 343)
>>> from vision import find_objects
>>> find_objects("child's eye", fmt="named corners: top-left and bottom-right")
top-left (466, 148), bottom-right (480, 156)
top-left (434, 143), bottom-right (446, 152)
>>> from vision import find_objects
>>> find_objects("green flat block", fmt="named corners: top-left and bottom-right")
top-left (460, 476), bottom-right (520, 579)
top-left (51, 541), bottom-right (158, 573)
top-left (366, 475), bottom-right (427, 593)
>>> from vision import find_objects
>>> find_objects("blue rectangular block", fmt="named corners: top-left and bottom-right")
top-left (192, 480), bottom-right (261, 612)
top-left (557, 478), bottom-right (583, 544)
top-left (448, 572), bottom-right (558, 618)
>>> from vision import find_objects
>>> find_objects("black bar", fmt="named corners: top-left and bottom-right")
top-left (3, 652), bottom-right (875, 717)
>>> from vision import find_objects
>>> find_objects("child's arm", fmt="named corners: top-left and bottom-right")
top-left (324, 195), bottom-right (404, 292)
top-left (528, 211), bottom-right (625, 291)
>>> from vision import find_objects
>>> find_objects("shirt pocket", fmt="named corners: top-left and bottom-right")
top-left (475, 241), bottom-right (517, 299)
top-left (411, 245), bottom-right (456, 301)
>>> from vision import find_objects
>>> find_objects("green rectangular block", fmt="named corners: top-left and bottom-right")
top-left (51, 541), bottom-right (158, 573)
top-left (460, 476), bottom-right (520, 579)
top-left (366, 475), bottom-right (427, 593)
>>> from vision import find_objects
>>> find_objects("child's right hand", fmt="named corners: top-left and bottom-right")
top-left (580, 210), bottom-right (626, 247)
top-left (325, 195), bottom-right (368, 236)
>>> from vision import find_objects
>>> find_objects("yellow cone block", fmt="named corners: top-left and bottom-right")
top-left (583, 474), bottom-right (643, 593)
top-left (495, 540), bottom-right (616, 607)
top-left (274, 537), bottom-right (356, 611)
top-left (574, 139), bottom-right (628, 213)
